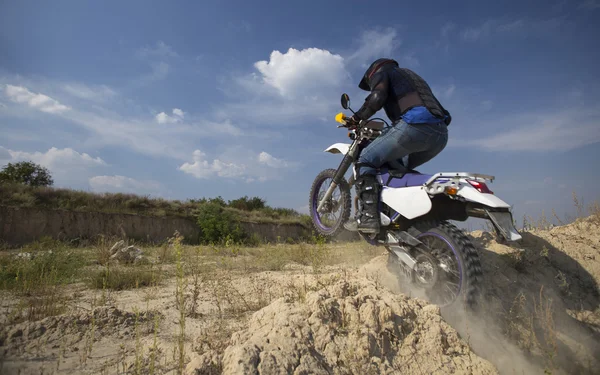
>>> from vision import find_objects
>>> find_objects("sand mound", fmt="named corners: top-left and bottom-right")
top-left (457, 216), bottom-right (600, 373)
top-left (2, 215), bottom-right (598, 374)
top-left (190, 278), bottom-right (497, 374)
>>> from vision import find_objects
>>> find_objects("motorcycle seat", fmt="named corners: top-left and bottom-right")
top-left (378, 167), bottom-right (433, 188)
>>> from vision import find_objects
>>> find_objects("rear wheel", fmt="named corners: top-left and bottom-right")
top-left (387, 221), bottom-right (483, 310)
top-left (309, 168), bottom-right (352, 237)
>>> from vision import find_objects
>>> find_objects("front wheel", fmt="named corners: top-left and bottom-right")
top-left (309, 168), bottom-right (352, 238)
top-left (387, 221), bottom-right (483, 310)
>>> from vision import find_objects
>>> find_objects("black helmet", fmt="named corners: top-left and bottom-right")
top-left (358, 58), bottom-right (399, 91)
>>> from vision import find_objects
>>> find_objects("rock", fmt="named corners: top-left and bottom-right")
top-left (109, 244), bottom-right (145, 264)
top-left (109, 240), bottom-right (126, 255)
top-left (15, 252), bottom-right (32, 260)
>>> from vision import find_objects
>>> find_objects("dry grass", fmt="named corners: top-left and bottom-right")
top-left (1, 195), bottom-right (598, 374)
top-left (0, 231), bottom-right (374, 374)
top-left (88, 265), bottom-right (162, 291)
top-left (520, 191), bottom-right (598, 232)
top-left (0, 182), bottom-right (308, 225)
top-left (0, 237), bottom-right (86, 324)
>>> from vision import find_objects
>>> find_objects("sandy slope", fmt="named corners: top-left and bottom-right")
top-left (1, 217), bottom-right (599, 374)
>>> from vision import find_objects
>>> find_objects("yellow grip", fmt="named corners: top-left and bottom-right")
top-left (335, 112), bottom-right (347, 124)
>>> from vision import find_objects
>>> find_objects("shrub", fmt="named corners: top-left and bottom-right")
top-left (228, 196), bottom-right (267, 211)
top-left (196, 202), bottom-right (246, 244)
top-left (88, 266), bottom-right (159, 290)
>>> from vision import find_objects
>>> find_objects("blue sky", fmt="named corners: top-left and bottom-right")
top-left (1, 0), bottom-right (599, 225)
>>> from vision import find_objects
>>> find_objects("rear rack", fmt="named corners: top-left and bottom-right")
top-left (424, 172), bottom-right (495, 186)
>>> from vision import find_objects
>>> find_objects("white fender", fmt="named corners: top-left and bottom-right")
top-left (457, 185), bottom-right (511, 208)
top-left (381, 186), bottom-right (432, 220)
top-left (324, 143), bottom-right (351, 155)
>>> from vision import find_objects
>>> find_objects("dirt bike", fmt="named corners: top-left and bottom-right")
top-left (309, 93), bottom-right (523, 310)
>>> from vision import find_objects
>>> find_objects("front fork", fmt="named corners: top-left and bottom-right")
top-left (316, 140), bottom-right (359, 214)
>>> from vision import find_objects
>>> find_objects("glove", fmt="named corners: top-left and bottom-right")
top-left (345, 114), bottom-right (360, 129)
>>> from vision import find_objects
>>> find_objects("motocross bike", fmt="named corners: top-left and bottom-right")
top-left (309, 93), bottom-right (523, 310)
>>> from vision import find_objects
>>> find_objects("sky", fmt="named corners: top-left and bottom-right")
top-left (1, 0), bottom-right (599, 227)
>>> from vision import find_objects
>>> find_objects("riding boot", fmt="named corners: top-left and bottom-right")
top-left (344, 174), bottom-right (381, 234)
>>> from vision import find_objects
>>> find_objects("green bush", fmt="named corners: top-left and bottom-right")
top-left (228, 196), bottom-right (267, 211)
top-left (196, 202), bottom-right (246, 244)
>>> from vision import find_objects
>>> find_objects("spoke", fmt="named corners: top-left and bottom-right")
top-left (443, 280), bottom-right (460, 287)
top-left (416, 232), bottom-right (464, 307)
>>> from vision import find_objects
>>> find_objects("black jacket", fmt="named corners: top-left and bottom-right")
top-left (354, 59), bottom-right (451, 125)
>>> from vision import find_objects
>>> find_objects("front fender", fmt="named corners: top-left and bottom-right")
top-left (324, 143), bottom-right (351, 155)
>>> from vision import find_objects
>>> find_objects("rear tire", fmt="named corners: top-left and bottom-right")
top-left (309, 168), bottom-right (352, 238)
top-left (387, 220), bottom-right (483, 310)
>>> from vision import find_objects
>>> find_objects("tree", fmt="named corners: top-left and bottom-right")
top-left (0, 161), bottom-right (54, 187)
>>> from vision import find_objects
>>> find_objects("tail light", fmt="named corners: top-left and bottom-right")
top-left (467, 180), bottom-right (494, 194)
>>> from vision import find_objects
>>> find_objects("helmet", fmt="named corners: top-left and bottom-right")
top-left (358, 58), bottom-right (399, 91)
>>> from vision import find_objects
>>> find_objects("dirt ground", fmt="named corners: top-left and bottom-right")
top-left (1, 215), bottom-right (599, 374)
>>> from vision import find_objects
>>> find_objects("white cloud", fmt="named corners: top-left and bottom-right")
top-left (179, 149), bottom-right (294, 182)
top-left (178, 150), bottom-right (247, 180)
top-left (346, 28), bottom-right (400, 68)
top-left (220, 44), bottom-right (361, 125)
top-left (461, 20), bottom-right (496, 42)
top-left (2, 81), bottom-right (245, 159)
top-left (129, 42), bottom-right (174, 86)
top-left (136, 41), bottom-right (179, 58)
top-left (4, 85), bottom-right (70, 114)
top-left (460, 17), bottom-right (564, 42)
top-left (89, 175), bottom-right (163, 195)
top-left (155, 112), bottom-right (174, 124)
top-left (456, 109), bottom-right (600, 152)
top-left (172, 108), bottom-right (184, 118)
top-left (64, 110), bottom-right (244, 159)
top-left (253, 47), bottom-right (347, 98)
top-left (0, 146), bottom-right (108, 185)
top-left (149, 61), bottom-right (170, 81)
top-left (218, 27), bottom-right (413, 126)
top-left (155, 108), bottom-right (185, 124)
top-left (258, 151), bottom-right (288, 168)
top-left (5, 146), bottom-right (107, 169)
top-left (62, 83), bottom-right (117, 101)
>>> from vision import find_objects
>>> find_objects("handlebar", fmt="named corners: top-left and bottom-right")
top-left (335, 112), bottom-right (389, 130)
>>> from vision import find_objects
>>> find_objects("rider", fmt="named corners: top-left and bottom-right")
top-left (344, 58), bottom-right (452, 234)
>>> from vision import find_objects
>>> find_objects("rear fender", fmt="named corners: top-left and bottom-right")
top-left (456, 185), bottom-right (522, 242)
top-left (457, 184), bottom-right (511, 208)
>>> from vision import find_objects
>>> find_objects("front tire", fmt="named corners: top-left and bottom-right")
top-left (387, 221), bottom-right (483, 310)
top-left (309, 168), bottom-right (352, 238)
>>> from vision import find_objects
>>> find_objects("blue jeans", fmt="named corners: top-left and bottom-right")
top-left (357, 120), bottom-right (448, 176)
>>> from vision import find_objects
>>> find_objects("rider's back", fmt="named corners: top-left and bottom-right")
top-left (358, 59), bottom-right (450, 126)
